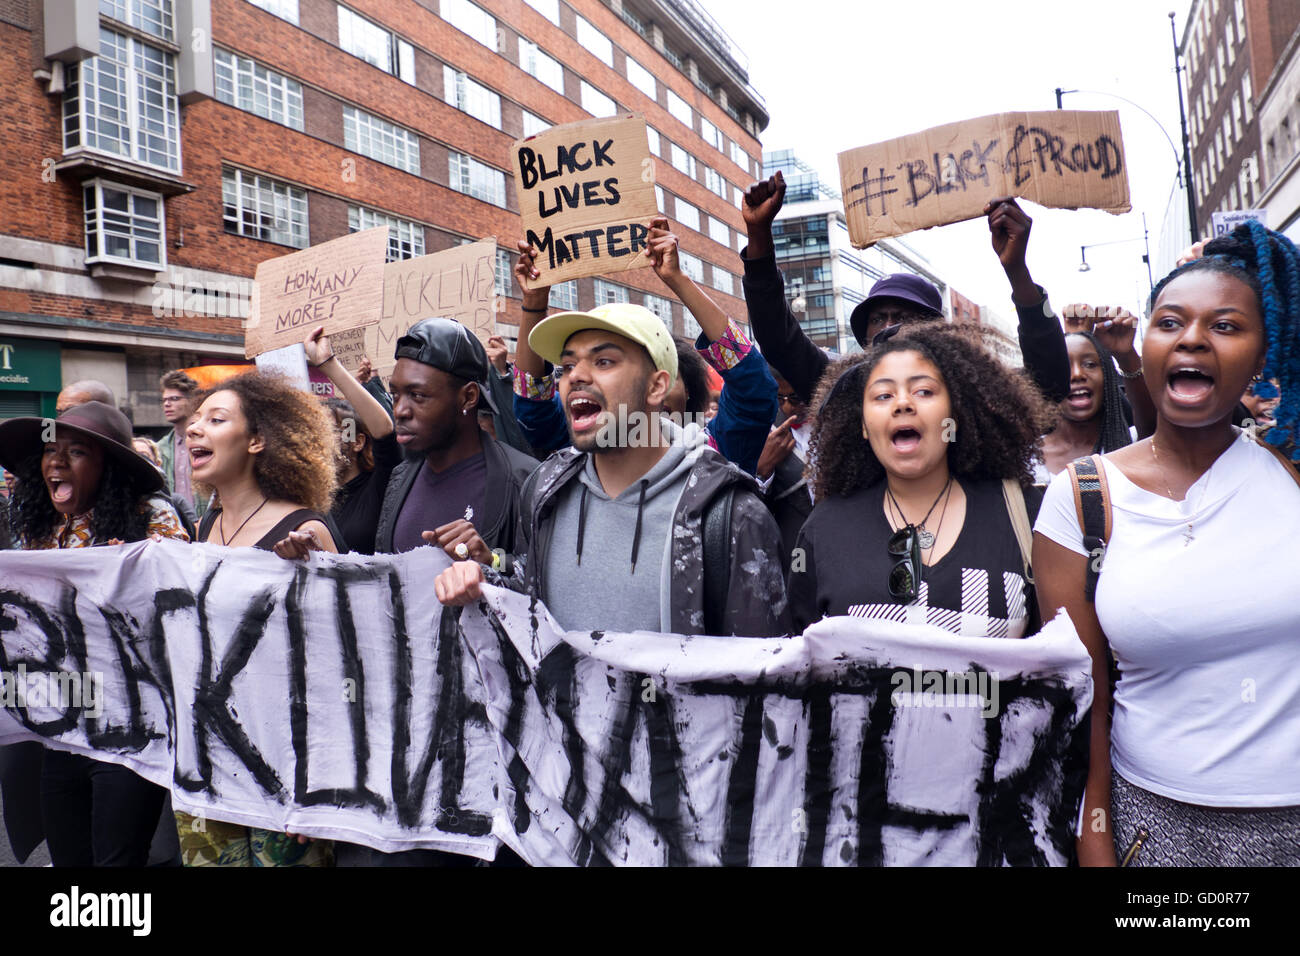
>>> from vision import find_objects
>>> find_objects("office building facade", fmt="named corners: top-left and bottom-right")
top-left (0, 0), bottom-right (766, 423)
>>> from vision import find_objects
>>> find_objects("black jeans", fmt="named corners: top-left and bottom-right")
top-left (40, 750), bottom-right (167, 867)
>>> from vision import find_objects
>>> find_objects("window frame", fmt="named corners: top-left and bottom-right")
top-left (82, 177), bottom-right (166, 269)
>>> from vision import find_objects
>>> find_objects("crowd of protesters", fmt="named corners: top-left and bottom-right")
top-left (1, 176), bottom-right (1298, 869)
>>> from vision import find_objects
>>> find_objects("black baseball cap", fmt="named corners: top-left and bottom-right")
top-left (394, 318), bottom-right (498, 413)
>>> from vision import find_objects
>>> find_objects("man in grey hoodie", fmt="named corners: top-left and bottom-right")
top-left (436, 302), bottom-right (789, 638)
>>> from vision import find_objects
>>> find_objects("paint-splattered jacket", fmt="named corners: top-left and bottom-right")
top-left (489, 428), bottom-right (791, 638)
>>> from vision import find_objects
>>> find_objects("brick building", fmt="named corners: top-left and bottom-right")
top-left (0, 0), bottom-right (767, 425)
top-left (1180, 0), bottom-right (1300, 238)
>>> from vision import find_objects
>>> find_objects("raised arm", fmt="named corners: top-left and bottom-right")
top-left (647, 216), bottom-right (728, 342)
top-left (985, 198), bottom-right (1069, 404)
top-left (303, 326), bottom-right (393, 439)
top-left (741, 172), bottom-right (828, 404)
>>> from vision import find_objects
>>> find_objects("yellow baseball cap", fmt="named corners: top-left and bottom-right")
top-left (528, 303), bottom-right (678, 384)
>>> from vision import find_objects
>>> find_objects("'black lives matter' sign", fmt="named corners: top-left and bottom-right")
top-left (837, 110), bottom-right (1131, 248)
top-left (513, 115), bottom-right (659, 288)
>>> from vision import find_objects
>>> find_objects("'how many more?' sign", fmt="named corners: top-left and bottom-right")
top-left (513, 115), bottom-right (659, 288)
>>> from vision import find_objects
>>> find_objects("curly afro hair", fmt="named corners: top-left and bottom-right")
top-left (807, 322), bottom-right (1053, 500)
top-left (197, 371), bottom-right (338, 513)
top-left (7, 451), bottom-right (156, 547)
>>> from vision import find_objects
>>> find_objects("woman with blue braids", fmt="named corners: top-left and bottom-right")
top-left (1032, 220), bottom-right (1300, 866)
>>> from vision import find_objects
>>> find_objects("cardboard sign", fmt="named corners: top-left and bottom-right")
top-left (333, 239), bottom-right (499, 382)
top-left (838, 110), bottom-right (1131, 247)
top-left (513, 115), bottom-right (658, 287)
top-left (1211, 208), bottom-right (1267, 237)
top-left (244, 227), bottom-right (389, 358)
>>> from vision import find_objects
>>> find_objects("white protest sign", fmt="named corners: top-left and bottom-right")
top-left (1211, 209), bottom-right (1267, 237)
top-left (0, 544), bottom-right (1092, 865)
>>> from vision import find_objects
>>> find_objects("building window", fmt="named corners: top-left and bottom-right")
top-left (222, 167), bottom-right (308, 247)
top-left (440, 0), bottom-right (497, 51)
top-left (448, 151), bottom-right (507, 207)
top-left (733, 184), bottom-right (743, 206)
top-left (647, 126), bottom-right (661, 157)
top-left (655, 184), bottom-right (665, 212)
top-left (521, 110), bottom-right (548, 138)
top-left (661, 44), bottom-right (683, 70)
top-left (348, 205), bottom-right (424, 261)
top-left (704, 166), bottom-right (728, 199)
top-left (214, 49), bottom-right (303, 130)
top-left (523, 0), bottom-right (559, 25)
top-left (667, 88), bottom-right (692, 127)
top-left (644, 292), bottom-right (673, 326)
top-left (101, 0), bottom-right (173, 41)
top-left (443, 66), bottom-right (501, 129)
top-left (83, 178), bottom-right (164, 267)
top-left (495, 247), bottom-right (516, 298)
top-left (549, 280), bottom-right (577, 310)
top-left (64, 27), bottom-right (181, 171)
top-left (682, 311), bottom-right (701, 340)
top-left (670, 142), bottom-right (696, 178)
top-left (335, 7), bottom-right (415, 82)
top-left (708, 216), bottom-right (729, 246)
top-left (678, 251), bottom-right (703, 282)
top-left (247, 0), bottom-right (297, 24)
top-left (710, 267), bottom-right (733, 296)
top-left (1243, 74), bottom-right (1253, 122)
top-left (675, 199), bottom-right (699, 232)
top-left (701, 117), bottom-right (721, 151)
top-left (730, 139), bottom-right (747, 168)
top-left (519, 40), bottom-right (564, 94)
top-left (593, 279), bottom-right (629, 305)
top-left (344, 106), bottom-right (420, 173)
top-left (580, 81), bottom-right (616, 117)
top-left (626, 56), bottom-right (657, 100)
top-left (576, 16), bottom-right (613, 66)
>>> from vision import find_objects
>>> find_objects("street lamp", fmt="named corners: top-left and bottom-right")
top-left (1054, 87), bottom-right (1184, 188)
top-left (1076, 214), bottom-right (1156, 293)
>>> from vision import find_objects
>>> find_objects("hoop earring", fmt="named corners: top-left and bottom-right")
top-left (462, 408), bottom-right (469, 416)
top-left (1253, 373), bottom-right (1264, 382)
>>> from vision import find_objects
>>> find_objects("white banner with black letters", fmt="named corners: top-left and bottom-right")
top-left (0, 541), bottom-right (1091, 865)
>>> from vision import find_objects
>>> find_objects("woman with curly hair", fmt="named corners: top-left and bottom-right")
top-left (176, 369), bottom-right (338, 866)
top-left (1034, 220), bottom-right (1300, 866)
top-left (0, 401), bottom-right (188, 866)
top-left (788, 322), bottom-right (1052, 638)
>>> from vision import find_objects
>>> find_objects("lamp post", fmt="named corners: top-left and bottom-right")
top-left (1170, 11), bottom-right (1199, 245)
top-left (1054, 87), bottom-right (1184, 188)
top-left (1076, 215), bottom-right (1156, 294)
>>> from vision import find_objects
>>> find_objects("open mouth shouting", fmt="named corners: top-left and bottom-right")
top-left (890, 423), bottom-right (923, 454)
top-left (189, 443), bottom-right (214, 472)
top-left (1166, 364), bottom-right (1216, 408)
top-left (46, 477), bottom-right (75, 506)
top-left (1066, 386), bottom-right (1094, 412)
top-left (567, 392), bottom-right (605, 434)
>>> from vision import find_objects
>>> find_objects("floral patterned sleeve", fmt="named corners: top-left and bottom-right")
top-left (146, 495), bottom-right (190, 542)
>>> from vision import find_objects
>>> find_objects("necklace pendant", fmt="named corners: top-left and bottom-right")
top-left (917, 528), bottom-right (935, 549)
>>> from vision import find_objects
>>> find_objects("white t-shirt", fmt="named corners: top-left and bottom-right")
top-left (1035, 430), bottom-right (1300, 807)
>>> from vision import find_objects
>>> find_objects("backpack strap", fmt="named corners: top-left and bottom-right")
top-left (1000, 478), bottom-right (1034, 585)
top-left (702, 486), bottom-right (736, 636)
top-left (1065, 456), bottom-right (1111, 603)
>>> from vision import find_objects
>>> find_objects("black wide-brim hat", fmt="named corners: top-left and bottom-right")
top-left (0, 401), bottom-right (165, 494)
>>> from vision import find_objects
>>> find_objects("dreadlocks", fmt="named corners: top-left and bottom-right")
top-left (1066, 331), bottom-right (1132, 455)
top-left (1149, 219), bottom-right (1300, 459)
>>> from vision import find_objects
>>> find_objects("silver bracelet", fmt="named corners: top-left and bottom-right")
top-left (1117, 363), bottom-right (1143, 379)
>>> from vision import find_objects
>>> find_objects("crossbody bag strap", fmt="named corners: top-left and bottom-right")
top-left (1065, 456), bottom-right (1111, 603)
top-left (1000, 478), bottom-right (1034, 585)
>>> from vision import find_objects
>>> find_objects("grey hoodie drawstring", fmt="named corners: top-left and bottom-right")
top-left (629, 479), bottom-right (648, 572)
top-left (575, 483), bottom-right (589, 565)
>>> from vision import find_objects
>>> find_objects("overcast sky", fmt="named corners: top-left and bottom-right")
top-left (705, 0), bottom-right (1196, 324)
